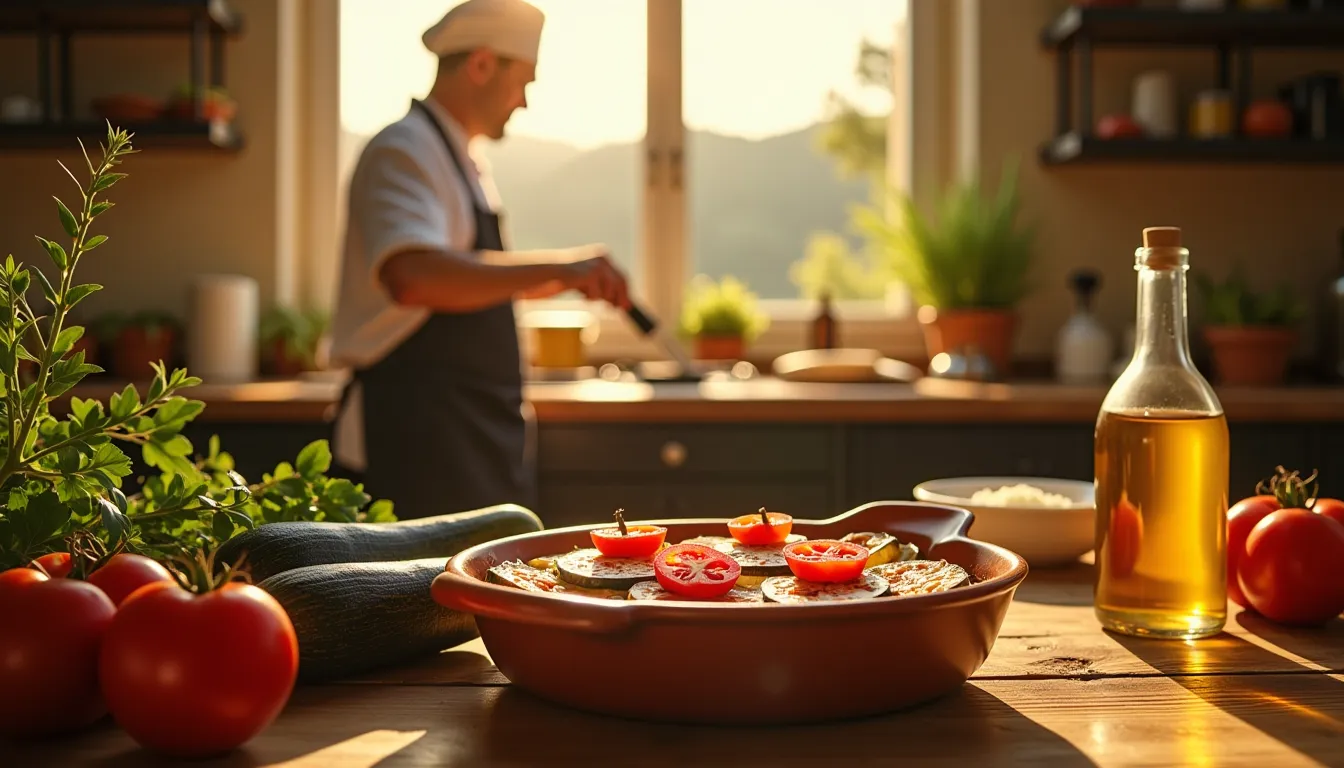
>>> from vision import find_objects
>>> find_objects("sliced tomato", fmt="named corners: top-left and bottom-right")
top-left (727, 508), bottom-right (793, 546)
top-left (32, 552), bottom-right (74, 579)
top-left (783, 540), bottom-right (870, 583)
top-left (590, 510), bottom-right (666, 559)
top-left (653, 543), bottom-right (741, 599)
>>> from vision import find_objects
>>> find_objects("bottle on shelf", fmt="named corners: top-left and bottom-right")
top-left (811, 292), bottom-right (838, 350)
top-left (1055, 268), bottom-right (1114, 385)
top-left (1093, 226), bottom-right (1229, 640)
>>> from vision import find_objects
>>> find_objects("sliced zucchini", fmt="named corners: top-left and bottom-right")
top-left (841, 532), bottom-right (920, 568)
top-left (626, 580), bottom-right (764, 603)
top-left (487, 560), bottom-right (625, 599)
top-left (709, 533), bottom-right (808, 578)
top-left (870, 560), bottom-right (971, 597)
top-left (554, 548), bottom-right (655, 590)
top-left (760, 571), bottom-right (891, 603)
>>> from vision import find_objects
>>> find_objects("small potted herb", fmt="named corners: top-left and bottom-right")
top-left (856, 160), bottom-right (1034, 377)
top-left (1196, 270), bottom-right (1304, 386)
top-left (259, 306), bottom-right (329, 376)
top-left (111, 310), bottom-right (181, 381)
top-left (678, 274), bottom-right (769, 361)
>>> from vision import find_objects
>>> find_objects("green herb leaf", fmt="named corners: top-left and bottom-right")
top-left (65, 283), bottom-right (102, 309)
top-left (53, 326), bottom-right (83, 357)
top-left (11, 270), bottom-right (30, 297)
top-left (31, 269), bottom-right (56, 306)
top-left (273, 476), bottom-right (308, 498)
top-left (295, 440), bottom-right (332, 481)
top-left (110, 382), bottom-right (140, 421)
top-left (90, 201), bottom-right (114, 218)
top-left (94, 173), bottom-right (127, 193)
top-left (365, 499), bottom-right (396, 522)
top-left (36, 237), bottom-right (67, 271)
top-left (212, 510), bottom-right (234, 540)
top-left (55, 197), bottom-right (79, 239)
top-left (21, 490), bottom-right (71, 550)
top-left (83, 235), bottom-right (108, 251)
top-left (97, 495), bottom-right (128, 544)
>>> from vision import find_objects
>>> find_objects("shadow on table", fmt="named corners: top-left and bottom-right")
top-left (477, 684), bottom-right (1098, 767)
top-left (1012, 561), bottom-right (1094, 607)
top-left (1235, 611), bottom-right (1344, 671)
top-left (1111, 632), bottom-right (1344, 767)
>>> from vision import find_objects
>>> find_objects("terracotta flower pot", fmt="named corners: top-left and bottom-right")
top-left (694, 335), bottom-right (745, 361)
top-left (917, 306), bottom-right (1018, 377)
top-left (1203, 325), bottom-right (1295, 387)
top-left (263, 338), bottom-right (310, 377)
top-left (114, 326), bottom-right (177, 381)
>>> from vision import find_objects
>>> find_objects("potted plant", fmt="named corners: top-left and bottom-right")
top-left (110, 310), bottom-right (181, 381)
top-left (1196, 270), bottom-right (1304, 386)
top-left (678, 275), bottom-right (770, 361)
top-left (259, 306), bottom-right (330, 376)
top-left (856, 160), bottom-right (1034, 377)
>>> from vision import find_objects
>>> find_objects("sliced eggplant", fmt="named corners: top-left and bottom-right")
top-left (708, 533), bottom-right (808, 578)
top-left (626, 580), bottom-right (764, 603)
top-left (871, 560), bottom-right (971, 597)
top-left (487, 560), bottom-right (624, 599)
top-left (761, 571), bottom-right (890, 603)
top-left (841, 532), bottom-right (920, 568)
top-left (554, 548), bottom-right (655, 590)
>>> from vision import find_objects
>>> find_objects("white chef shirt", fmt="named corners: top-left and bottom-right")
top-left (329, 99), bottom-right (507, 471)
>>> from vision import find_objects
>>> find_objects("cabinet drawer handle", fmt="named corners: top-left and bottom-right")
top-left (661, 440), bottom-right (687, 468)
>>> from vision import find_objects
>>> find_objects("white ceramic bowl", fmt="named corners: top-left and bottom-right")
top-left (912, 477), bottom-right (1096, 567)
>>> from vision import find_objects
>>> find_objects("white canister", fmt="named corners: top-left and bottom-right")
top-left (1132, 70), bottom-right (1178, 138)
top-left (188, 274), bottom-right (259, 383)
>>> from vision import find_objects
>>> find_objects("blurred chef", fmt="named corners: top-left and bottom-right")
top-left (329, 0), bottom-right (631, 519)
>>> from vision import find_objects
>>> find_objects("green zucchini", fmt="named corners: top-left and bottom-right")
top-left (219, 504), bottom-right (543, 582)
top-left (258, 558), bottom-right (477, 683)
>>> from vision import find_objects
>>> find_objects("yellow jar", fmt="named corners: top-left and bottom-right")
top-left (523, 310), bottom-right (596, 369)
top-left (1189, 90), bottom-right (1233, 138)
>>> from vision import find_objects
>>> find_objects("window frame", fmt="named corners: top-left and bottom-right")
top-left (315, 0), bottom-right (936, 364)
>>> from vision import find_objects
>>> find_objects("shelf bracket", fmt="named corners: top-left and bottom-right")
top-left (1055, 41), bottom-right (1073, 138)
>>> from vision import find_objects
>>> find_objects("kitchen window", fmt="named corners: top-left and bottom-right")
top-left (335, 0), bottom-right (917, 360)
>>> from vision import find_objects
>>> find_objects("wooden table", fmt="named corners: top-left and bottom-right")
top-left (10, 564), bottom-right (1344, 767)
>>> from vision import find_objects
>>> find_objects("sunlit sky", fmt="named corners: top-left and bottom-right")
top-left (340, 0), bottom-right (906, 148)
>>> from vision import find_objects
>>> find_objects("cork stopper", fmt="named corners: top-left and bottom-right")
top-left (1137, 226), bottom-right (1187, 270)
top-left (1142, 227), bottom-right (1182, 248)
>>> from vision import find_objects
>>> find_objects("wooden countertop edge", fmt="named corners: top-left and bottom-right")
top-left (52, 378), bottom-right (1344, 424)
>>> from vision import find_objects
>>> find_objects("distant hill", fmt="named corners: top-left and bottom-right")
top-left (340, 124), bottom-right (873, 298)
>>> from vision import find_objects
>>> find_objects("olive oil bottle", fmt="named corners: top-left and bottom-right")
top-left (1094, 227), bottom-right (1229, 639)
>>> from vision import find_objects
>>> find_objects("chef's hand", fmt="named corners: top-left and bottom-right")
top-left (557, 245), bottom-right (631, 310)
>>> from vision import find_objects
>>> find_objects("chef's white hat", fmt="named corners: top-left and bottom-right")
top-left (422, 0), bottom-right (546, 64)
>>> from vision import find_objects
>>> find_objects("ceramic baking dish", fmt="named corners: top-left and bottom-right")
top-left (431, 501), bottom-right (1028, 725)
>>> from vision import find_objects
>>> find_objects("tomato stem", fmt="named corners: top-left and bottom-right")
top-left (168, 545), bottom-right (253, 594)
top-left (759, 507), bottom-right (770, 526)
top-left (1256, 465), bottom-right (1320, 510)
top-left (613, 508), bottom-right (628, 536)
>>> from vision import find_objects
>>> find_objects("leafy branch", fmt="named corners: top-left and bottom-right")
top-left (0, 124), bottom-right (393, 572)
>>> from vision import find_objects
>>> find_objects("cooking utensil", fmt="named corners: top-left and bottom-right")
top-left (624, 303), bottom-right (702, 380)
top-left (431, 501), bottom-right (1028, 725)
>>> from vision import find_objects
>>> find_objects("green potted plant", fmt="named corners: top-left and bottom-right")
top-left (111, 310), bottom-right (181, 381)
top-left (1196, 270), bottom-right (1304, 386)
top-left (259, 306), bottom-right (330, 376)
top-left (855, 160), bottom-right (1034, 376)
top-left (678, 274), bottom-right (770, 361)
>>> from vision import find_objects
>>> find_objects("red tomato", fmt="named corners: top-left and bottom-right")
top-left (1237, 509), bottom-right (1344, 626)
top-left (0, 574), bottom-right (116, 738)
top-left (590, 511), bottom-right (667, 559)
top-left (32, 551), bottom-right (73, 579)
top-left (99, 581), bottom-right (298, 757)
top-left (1315, 498), bottom-right (1344, 528)
top-left (87, 553), bottom-right (176, 606)
top-left (1096, 114), bottom-right (1145, 139)
top-left (653, 544), bottom-right (741, 599)
top-left (1104, 495), bottom-right (1144, 580)
top-left (1226, 495), bottom-right (1281, 608)
top-left (1242, 100), bottom-right (1293, 138)
top-left (782, 540), bottom-right (870, 583)
top-left (727, 509), bottom-right (793, 546)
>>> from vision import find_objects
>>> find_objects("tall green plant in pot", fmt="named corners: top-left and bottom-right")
top-left (856, 161), bottom-right (1034, 376)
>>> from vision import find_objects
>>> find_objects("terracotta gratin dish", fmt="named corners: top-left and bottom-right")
top-left (431, 501), bottom-right (1028, 725)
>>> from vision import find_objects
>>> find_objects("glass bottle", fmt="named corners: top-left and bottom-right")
top-left (811, 292), bottom-right (837, 350)
top-left (1094, 226), bottom-right (1229, 640)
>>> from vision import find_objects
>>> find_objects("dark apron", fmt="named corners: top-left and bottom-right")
top-left (340, 99), bottom-right (535, 519)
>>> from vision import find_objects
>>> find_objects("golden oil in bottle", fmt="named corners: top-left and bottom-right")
top-left (1093, 227), bottom-right (1229, 640)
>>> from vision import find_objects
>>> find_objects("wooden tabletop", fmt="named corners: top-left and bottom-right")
top-left (59, 374), bottom-right (1344, 425)
top-left (10, 564), bottom-right (1343, 767)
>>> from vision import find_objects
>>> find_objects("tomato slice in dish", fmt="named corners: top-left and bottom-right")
top-left (590, 509), bottom-right (667, 559)
top-left (782, 540), bottom-right (870, 583)
top-left (727, 508), bottom-right (794, 546)
top-left (653, 544), bottom-right (742, 598)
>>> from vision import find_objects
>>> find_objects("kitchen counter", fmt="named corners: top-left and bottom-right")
top-left (60, 374), bottom-right (1344, 424)
top-left (11, 564), bottom-right (1343, 766)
